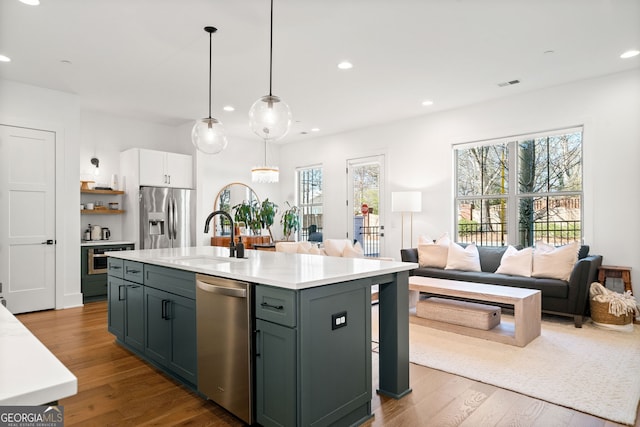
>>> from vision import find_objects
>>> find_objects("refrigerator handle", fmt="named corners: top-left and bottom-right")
top-left (172, 197), bottom-right (178, 239)
top-left (167, 197), bottom-right (174, 240)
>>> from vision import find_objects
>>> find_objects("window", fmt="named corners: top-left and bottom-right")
top-left (454, 127), bottom-right (583, 247)
top-left (297, 166), bottom-right (323, 241)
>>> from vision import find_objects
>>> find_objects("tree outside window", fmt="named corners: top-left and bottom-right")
top-left (455, 128), bottom-right (583, 246)
top-left (297, 167), bottom-right (323, 241)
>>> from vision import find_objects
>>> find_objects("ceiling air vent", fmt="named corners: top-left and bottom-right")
top-left (497, 79), bottom-right (521, 87)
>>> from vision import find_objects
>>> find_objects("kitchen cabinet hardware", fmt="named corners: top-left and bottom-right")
top-left (260, 301), bottom-right (284, 310)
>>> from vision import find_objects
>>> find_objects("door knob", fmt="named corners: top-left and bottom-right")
top-left (41, 240), bottom-right (55, 245)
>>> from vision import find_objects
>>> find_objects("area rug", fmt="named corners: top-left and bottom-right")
top-left (372, 307), bottom-right (640, 425)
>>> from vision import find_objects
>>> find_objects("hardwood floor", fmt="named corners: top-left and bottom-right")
top-left (16, 302), bottom-right (639, 427)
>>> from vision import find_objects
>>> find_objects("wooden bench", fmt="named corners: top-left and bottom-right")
top-left (409, 276), bottom-right (541, 347)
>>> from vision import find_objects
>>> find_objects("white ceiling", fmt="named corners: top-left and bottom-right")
top-left (1, 0), bottom-right (639, 144)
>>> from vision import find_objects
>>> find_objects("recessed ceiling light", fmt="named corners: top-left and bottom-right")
top-left (0, 55), bottom-right (11, 62)
top-left (311, 128), bottom-right (320, 132)
top-left (337, 61), bottom-right (353, 70)
top-left (223, 105), bottom-right (235, 112)
top-left (421, 100), bottom-right (434, 106)
top-left (497, 79), bottom-right (521, 87)
top-left (620, 50), bottom-right (639, 59)
top-left (19, 0), bottom-right (40, 5)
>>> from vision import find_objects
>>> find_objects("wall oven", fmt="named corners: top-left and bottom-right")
top-left (81, 243), bottom-right (134, 302)
top-left (88, 248), bottom-right (109, 275)
top-left (87, 245), bottom-right (134, 275)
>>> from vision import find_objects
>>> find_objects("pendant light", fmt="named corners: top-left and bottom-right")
top-left (251, 139), bottom-right (279, 183)
top-left (191, 26), bottom-right (228, 154)
top-left (248, 0), bottom-right (292, 142)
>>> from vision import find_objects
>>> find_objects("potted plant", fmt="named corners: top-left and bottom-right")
top-left (259, 198), bottom-right (278, 241)
top-left (232, 201), bottom-right (261, 235)
top-left (280, 202), bottom-right (300, 241)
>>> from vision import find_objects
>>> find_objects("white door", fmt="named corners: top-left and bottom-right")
top-left (0, 125), bottom-right (56, 314)
top-left (346, 155), bottom-right (385, 257)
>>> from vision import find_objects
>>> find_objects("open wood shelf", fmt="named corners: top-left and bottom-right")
top-left (81, 189), bottom-right (124, 195)
top-left (81, 209), bottom-right (125, 215)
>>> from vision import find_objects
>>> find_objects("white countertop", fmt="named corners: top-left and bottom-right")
top-left (81, 240), bottom-right (135, 246)
top-left (108, 246), bottom-right (418, 290)
top-left (0, 304), bottom-right (77, 405)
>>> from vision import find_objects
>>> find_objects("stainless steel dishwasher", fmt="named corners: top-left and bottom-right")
top-left (195, 274), bottom-right (254, 425)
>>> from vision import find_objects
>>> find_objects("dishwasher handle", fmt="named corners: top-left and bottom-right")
top-left (197, 279), bottom-right (247, 298)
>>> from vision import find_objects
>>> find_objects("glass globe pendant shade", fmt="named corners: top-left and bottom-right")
top-left (248, 95), bottom-right (292, 141)
top-left (191, 117), bottom-right (228, 155)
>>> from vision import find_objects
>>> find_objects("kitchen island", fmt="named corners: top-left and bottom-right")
top-left (107, 246), bottom-right (416, 427)
top-left (0, 304), bottom-right (77, 405)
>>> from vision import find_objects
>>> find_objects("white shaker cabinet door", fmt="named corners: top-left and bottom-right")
top-left (165, 152), bottom-right (193, 189)
top-left (139, 149), bottom-right (167, 187)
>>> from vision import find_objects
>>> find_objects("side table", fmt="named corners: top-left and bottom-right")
top-left (597, 265), bottom-right (633, 294)
top-left (597, 265), bottom-right (637, 324)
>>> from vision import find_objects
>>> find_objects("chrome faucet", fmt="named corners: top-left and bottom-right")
top-left (204, 210), bottom-right (236, 257)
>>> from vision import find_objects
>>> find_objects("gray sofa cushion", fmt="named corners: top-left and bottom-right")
top-left (578, 245), bottom-right (589, 259)
top-left (476, 246), bottom-right (509, 272)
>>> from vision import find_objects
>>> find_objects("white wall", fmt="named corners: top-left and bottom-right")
top-left (0, 79), bottom-right (83, 308)
top-left (277, 70), bottom-right (640, 294)
top-left (78, 111), bottom-right (188, 241)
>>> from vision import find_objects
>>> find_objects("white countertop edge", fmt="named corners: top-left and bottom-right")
top-left (108, 246), bottom-right (418, 290)
top-left (0, 305), bottom-right (78, 405)
top-left (0, 380), bottom-right (78, 406)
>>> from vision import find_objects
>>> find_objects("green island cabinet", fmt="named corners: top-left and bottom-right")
top-left (143, 265), bottom-right (197, 386)
top-left (107, 258), bottom-right (144, 352)
top-left (107, 261), bottom-right (197, 387)
top-left (255, 278), bottom-right (372, 427)
top-left (108, 261), bottom-right (373, 426)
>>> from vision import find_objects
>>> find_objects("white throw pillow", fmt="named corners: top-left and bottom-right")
top-left (308, 246), bottom-right (326, 256)
top-left (417, 233), bottom-right (450, 268)
top-left (296, 241), bottom-right (313, 254)
top-left (417, 235), bottom-right (433, 245)
top-left (445, 242), bottom-right (481, 272)
top-left (275, 242), bottom-right (301, 253)
top-left (323, 239), bottom-right (350, 257)
top-left (495, 246), bottom-right (533, 277)
top-left (531, 241), bottom-right (580, 281)
top-left (343, 241), bottom-right (364, 258)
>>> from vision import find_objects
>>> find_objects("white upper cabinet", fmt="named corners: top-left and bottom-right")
top-left (138, 149), bottom-right (193, 188)
top-left (165, 152), bottom-right (193, 188)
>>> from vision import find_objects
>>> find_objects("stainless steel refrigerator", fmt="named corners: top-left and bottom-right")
top-left (140, 186), bottom-right (196, 249)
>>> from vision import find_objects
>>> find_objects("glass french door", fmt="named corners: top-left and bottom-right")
top-left (346, 155), bottom-right (385, 257)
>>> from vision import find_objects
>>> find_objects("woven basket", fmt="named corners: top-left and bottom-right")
top-left (590, 299), bottom-right (633, 325)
